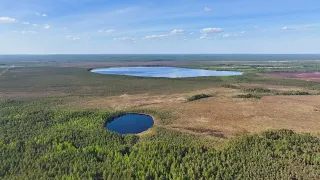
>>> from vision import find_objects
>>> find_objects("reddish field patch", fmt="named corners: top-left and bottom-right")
top-left (268, 72), bottom-right (320, 82)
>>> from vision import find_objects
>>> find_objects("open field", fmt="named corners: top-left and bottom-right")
top-left (1, 55), bottom-right (320, 179)
top-left (268, 72), bottom-right (320, 82)
top-left (58, 87), bottom-right (320, 137)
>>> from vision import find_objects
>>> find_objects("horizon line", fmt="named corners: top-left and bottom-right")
top-left (1, 53), bottom-right (320, 56)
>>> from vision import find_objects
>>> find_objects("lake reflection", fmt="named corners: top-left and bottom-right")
top-left (91, 67), bottom-right (243, 78)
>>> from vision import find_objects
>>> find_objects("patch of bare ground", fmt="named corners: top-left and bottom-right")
top-left (75, 93), bottom-right (185, 110)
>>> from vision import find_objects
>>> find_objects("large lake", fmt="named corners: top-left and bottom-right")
top-left (106, 114), bottom-right (154, 134)
top-left (91, 67), bottom-right (243, 78)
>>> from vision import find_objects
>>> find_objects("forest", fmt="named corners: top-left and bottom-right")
top-left (1, 99), bottom-right (320, 180)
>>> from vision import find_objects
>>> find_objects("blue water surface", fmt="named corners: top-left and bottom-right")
top-left (91, 66), bottom-right (243, 78)
top-left (106, 114), bottom-right (154, 134)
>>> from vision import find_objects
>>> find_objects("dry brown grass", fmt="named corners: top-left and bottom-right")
top-left (61, 86), bottom-right (320, 138)
top-left (66, 87), bottom-right (238, 110)
top-left (267, 72), bottom-right (320, 82)
top-left (161, 95), bottom-right (320, 137)
top-left (234, 83), bottom-right (305, 91)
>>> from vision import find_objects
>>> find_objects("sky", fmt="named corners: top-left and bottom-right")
top-left (0, 0), bottom-right (319, 54)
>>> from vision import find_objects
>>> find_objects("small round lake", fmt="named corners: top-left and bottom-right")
top-left (91, 66), bottom-right (243, 78)
top-left (106, 114), bottom-right (154, 134)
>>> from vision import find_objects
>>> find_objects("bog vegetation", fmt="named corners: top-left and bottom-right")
top-left (1, 67), bottom-right (319, 99)
top-left (233, 87), bottom-right (319, 99)
top-left (186, 93), bottom-right (213, 102)
top-left (1, 99), bottom-right (320, 180)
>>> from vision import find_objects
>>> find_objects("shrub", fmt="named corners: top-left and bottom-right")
top-left (186, 93), bottom-right (213, 101)
top-left (242, 87), bottom-right (274, 93)
top-left (234, 93), bottom-right (262, 99)
top-left (220, 84), bottom-right (240, 89)
top-left (276, 91), bottom-right (311, 95)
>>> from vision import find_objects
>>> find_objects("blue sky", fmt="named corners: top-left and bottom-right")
top-left (0, 0), bottom-right (319, 54)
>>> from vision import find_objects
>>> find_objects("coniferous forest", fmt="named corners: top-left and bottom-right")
top-left (1, 99), bottom-right (320, 180)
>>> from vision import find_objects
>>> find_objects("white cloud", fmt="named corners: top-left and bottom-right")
top-left (199, 34), bottom-right (211, 40)
top-left (223, 34), bottom-right (239, 38)
top-left (241, 31), bottom-right (246, 34)
top-left (282, 25), bottom-right (316, 30)
top-left (282, 26), bottom-right (294, 30)
top-left (204, 7), bottom-right (212, 12)
top-left (99, 29), bottom-right (116, 33)
top-left (12, 30), bottom-right (37, 34)
top-left (1, 18), bottom-right (32, 25)
top-left (113, 37), bottom-right (135, 41)
top-left (21, 31), bottom-right (38, 34)
top-left (36, 13), bottom-right (47, 17)
top-left (65, 36), bottom-right (80, 40)
top-left (105, 29), bottom-right (115, 33)
top-left (145, 29), bottom-right (185, 40)
top-left (33, 24), bottom-right (38, 27)
top-left (0, 17), bottom-right (18, 23)
top-left (200, 28), bottom-right (223, 34)
top-left (305, 25), bottom-right (316, 29)
top-left (223, 34), bottom-right (231, 38)
top-left (44, 24), bottom-right (51, 29)
top-left (144, 34), bottom-right (170, 39)
top-left (190, 32), bottom-right (194, 35)
top-left (199, 28), bottom-right (222, 40)
top-left (171, 29), bottom-right (184, 34)
top-left (114, 7), bottom-right (135, 14)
